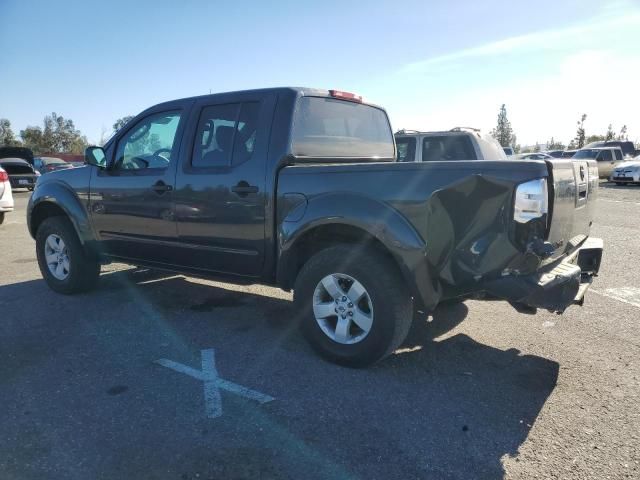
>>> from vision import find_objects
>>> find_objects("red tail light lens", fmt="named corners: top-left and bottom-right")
top-left (329, 90), bottom-right (363, 103)
top-left (0, 171), bottom-right (8, 182)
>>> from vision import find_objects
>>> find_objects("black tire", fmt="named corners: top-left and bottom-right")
top-left (293, 245), bottom-right (413, 367)
top-left (36, 216), bottom-right (100, 294)
top-left (0, 212), bottom-right (4, 224)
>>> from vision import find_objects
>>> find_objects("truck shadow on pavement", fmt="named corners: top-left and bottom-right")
top-left (0, 268), bottom-right (559, 480)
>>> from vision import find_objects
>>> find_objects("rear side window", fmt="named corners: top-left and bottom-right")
top-left (395, 137), bottom-right (416, 162)
top-left (291, 97), bottom-right (394, 158)
top-left (422, 135), bottom-right (475, 161)
top-left (192, 102), bottom-right (260, 168)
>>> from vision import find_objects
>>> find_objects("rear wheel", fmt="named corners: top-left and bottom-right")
top-left (36, 216), bottom-right (100, 294)
top-left (293, 245), bottom-right (413, 367)
top-left (0, 212), bottom-right (4, 224)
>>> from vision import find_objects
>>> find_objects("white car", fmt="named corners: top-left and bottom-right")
top-left (394, 127), bottom-right (507, 162)
top-left (611, 157), bottom-right (640, 185)
top-left (0, 166), bottom-right (15, 224)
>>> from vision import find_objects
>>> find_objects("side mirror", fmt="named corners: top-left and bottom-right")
top-left (85, 146), bottom-right (107, 169)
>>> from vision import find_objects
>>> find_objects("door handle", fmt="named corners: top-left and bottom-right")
top-left (231, 181), bottom-right (259, 196)
top-left (152, 180), bottom-right (173, 194)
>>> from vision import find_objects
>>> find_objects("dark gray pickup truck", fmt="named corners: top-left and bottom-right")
top-left (27, 87), bottom-right (603, 366)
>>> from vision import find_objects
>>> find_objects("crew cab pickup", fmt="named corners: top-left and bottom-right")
top-left (27, 87), bottom-right (603, 366)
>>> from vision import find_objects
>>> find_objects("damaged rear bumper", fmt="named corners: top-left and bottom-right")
top-left (485, 237), bottom-right (603, 313)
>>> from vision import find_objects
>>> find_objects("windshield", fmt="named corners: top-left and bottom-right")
top-left (573, 149), bottom-right (599, 159)
top-left (291, 97), bottom-right (394, 158)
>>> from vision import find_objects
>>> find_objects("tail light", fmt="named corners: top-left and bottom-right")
top-left (0, 170), bottom-right (8, 182)
top-left (514, 178), bottom-right (548, 224)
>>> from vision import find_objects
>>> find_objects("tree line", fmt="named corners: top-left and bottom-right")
top-left (0, 114), bottom-right (133, 155)
top-left (490, 105), bottom-right (634, 154)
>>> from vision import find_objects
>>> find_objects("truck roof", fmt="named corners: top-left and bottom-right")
top-left (152, 87), bottom-right (386, 111)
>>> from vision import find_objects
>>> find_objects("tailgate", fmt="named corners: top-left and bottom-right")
top-left (545, 159), bottom-right (598, 261)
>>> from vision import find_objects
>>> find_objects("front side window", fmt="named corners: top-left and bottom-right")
top-left (614, 150), bottom-right (623, 160)
top-left (291, 97), bottom-right (394, 158)
top-left (192, 102), bottom-right (260, 168)
top-left (422, 135), bottom-right (475, 161)
top-left (115, 112), bottom-right (181, 170)
top-left (395, 137), bottom-right (416, 162)
top-left (599, 150), bottom-right (613, 161)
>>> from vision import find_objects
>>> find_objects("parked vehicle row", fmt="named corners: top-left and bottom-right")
top-left (27, 87), bottom-right (603, 367)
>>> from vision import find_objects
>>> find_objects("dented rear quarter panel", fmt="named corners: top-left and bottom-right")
top-left (277, 160), bottom-right (551, 307)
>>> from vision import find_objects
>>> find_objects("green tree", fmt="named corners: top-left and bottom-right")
top-left (113, 115), bottom-right (134, 133)
top-left (490, 104), bottom-right (517, 148)
top-left (20, 126), bottom-right (44, 153)
top-left (585, 134), bottom-right (605, 144)
top-left (618, 125), bottom-right (628, 140)
top-left (574, 114), bottom-right (587, 149)
top-left (0, 118), bottom-right (20, 146)
top-left (605, 124), bottom-right (615, 141)
top-left (20, 112), bottom-right (88, 154)
top-left (546, 137), bottom-right (565, 150)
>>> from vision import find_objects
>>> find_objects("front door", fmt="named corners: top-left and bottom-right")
top-left (89, 110), bottom-right (185, 264)
top-left (173, 93), bottom-right (275, 277)
top-left (596, 149), bottom-right (614, 177)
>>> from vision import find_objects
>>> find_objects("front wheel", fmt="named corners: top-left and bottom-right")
top-left (36, 216), bottom-right (100, 294)
top-left (0, 212), bottom-right (4, 224)
top-left (294, 245), bottom-right (413, 367)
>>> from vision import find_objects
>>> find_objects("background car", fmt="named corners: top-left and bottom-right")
top-left (545, 150), bottom-right (564, 158)
top-left (33, 156), bottom-right (74, 174)
top-left (610, 155), bottom-right (640, 185)
top-left (585, 140), bottom-right (636, 159)
top-left (0, 166), bottom-right (14, 224)
top-left (0, 158), bottom-right (40, 190)
top-left (561, 150), bottom-right (578, 158)
top-left (502, 146), bottom-right (515, 157)
top-left (395, 127), bottom-right (507, 162)
top-left (573, 147), bottom-right (625, 178)
top-left (516, 152), bottom-right (554, 160)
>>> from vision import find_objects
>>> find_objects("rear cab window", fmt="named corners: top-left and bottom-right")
top-left (422, 135), bottom-right (475, 161)
top-left (291, 96), bottom-right (394, 159)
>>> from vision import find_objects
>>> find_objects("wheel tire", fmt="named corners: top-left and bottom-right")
top-left (293, 245), bottom-right (413, 367)
top-left (0, 212), bottom-right (4, 224)
top-left (36, 216), bottom-right (100, 294)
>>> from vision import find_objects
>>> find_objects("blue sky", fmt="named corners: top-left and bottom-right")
top-left (2, 0), bottom-right (639, 146)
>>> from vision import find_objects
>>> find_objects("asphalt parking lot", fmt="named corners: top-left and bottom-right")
top-left (1, 184), bottom-right (639, 480)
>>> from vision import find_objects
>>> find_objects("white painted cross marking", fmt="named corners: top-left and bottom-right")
top-left (155, 348), bottom-right (274, 419)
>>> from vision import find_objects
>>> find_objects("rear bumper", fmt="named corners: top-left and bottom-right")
top-left (9, 176), bottom-right (37, 188)
top-left (485, 237), bottom-right (603, 313)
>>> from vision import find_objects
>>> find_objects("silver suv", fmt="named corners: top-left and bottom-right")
top-left (395, 128), bottom-right (508, 162)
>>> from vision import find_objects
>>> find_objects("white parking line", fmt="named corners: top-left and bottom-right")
top-left (599, 199), bottom-right (640, 207)
top-left (591, 287), bottom-right (640, 308)
top-left (155, 348), bottom-right (274, 419)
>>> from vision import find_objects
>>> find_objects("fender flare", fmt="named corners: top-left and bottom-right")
top-left (278, 192), bottom-right (441, 310)
top-left (27, 181), bottom-right (95, 247)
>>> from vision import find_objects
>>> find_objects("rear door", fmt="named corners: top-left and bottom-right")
top-left (89, 107), bottom-right (188, 263)
top-left (172, 92), bottom-right (276, 277)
